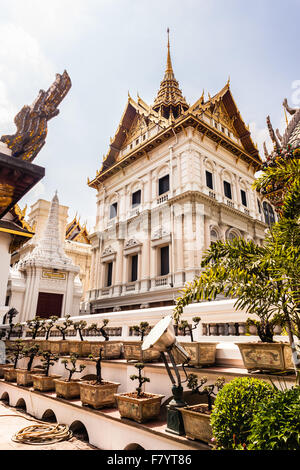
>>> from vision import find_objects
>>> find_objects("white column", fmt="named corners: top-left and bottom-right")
top-left (0, 232), bottom-right (11, 307)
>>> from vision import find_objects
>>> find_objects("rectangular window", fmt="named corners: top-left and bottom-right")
top-left (224, 181), bottom-right (232, 199)
top-left (160, 246), bottom-right (169, 276)
top-left (158, 174), bottom-right (169, 195)
top-left (106, 262), bottom-right (113, 287)
top-left (241, 189), bottom-right (247, 207)
top-left (109, 202), bottom-right (118, 219)
top-left (131, 255), bottom-right (138, 282)
top-left (206, 171), bottom-right (213, 190)
top-left (132, 190), bottom-right (141, 208)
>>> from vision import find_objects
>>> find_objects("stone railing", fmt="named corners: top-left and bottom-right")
top-left (202, 322), bottom-right (283, 336)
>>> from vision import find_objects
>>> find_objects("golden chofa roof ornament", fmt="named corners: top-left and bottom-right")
top-left (0, 70), bottom-right (71, 163)
top-left (152, 28), bottom-right (189, 120)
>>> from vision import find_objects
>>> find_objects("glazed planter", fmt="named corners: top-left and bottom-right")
top-left (69, 341), bottom-right (91, 357)
top-left (48, 340), bottom-right (70, 356)
top-left (122, 341), bottom-right (161, 363)
top-left (3, 367), bottom-right (17, 382)
top-left (179, 404), bottom-right (212, 443)
top-left (90, 341), bottom-right (122, 359)
top-left (173, 342), bottom-right (217, 368)
top-left (16, 369), bottom-right (42, 386)
top-left (32, 374), bottom-right (61, 392)
top-left (0, 363), bottom-right (13, 378)
top-left (115, 392), bottom-right (165, 423)
top-left (236, 342), bottom-right (294, 373)
top-left (80, 381), bottom-right (120, 409)
top-left (54, 379), bottom-right (82, 399)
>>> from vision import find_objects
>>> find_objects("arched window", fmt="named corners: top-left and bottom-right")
top-left (210, 229), bottom-right (219, 244)
top-left (226, 229), bottom-right (241, 241)
top-left (263, 202), bottom-right (275, 226)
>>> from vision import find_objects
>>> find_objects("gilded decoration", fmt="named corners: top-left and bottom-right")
top-left (0, 71), bottom-right (71, 163)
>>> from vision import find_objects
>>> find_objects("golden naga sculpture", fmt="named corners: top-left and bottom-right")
top-left (0, 70), bottom-right (71, 163)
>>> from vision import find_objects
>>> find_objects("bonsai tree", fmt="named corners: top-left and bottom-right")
top-left (7, 340), bottom-right (24, 369)
top-left (178, 317), bottom-right (201, 342)
top-left (22, 344), bottom-right (40, 371)
top-left (56, 315), bottom-right (73, 340)
top-left (88, 348), bottom-right (104, 384)
top-left (39, 351), bottom-right (59, 377)
top-left (26, 317), bottom-right (45, 340)
top-left (187, 373), bottom-right (225, 411)
top-left (130, 363), bottom-right (150, 397)
top-left (5, 308), bottom-right (19, 340)
top-left (88, 319), bottom-right (109, 341)
top-left (131, 322), bottom-right (150, 341)
top-left (61, 354), bottom-right (86, 381)
top-left (42, 316), bottom-right (59, 340)
top-left (73, 320), bottom-right (87, 341)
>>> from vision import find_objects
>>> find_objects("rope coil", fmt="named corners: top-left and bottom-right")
top-left (12, 423), bottom-right (73, 445)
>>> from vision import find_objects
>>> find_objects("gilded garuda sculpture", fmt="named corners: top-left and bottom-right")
top-left (0, 70), bottom-right (71, 163)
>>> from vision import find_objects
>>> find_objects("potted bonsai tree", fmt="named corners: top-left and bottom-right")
top-left (123, 322), bottom-right (160, 363)
top-left (25, 316), bottom-right (46, 351)
top-left (16, 344), bottom-right (41, 386)
top-left (69, 320), bottom-right (91, 357)
top-left (4, 308), bottom-right (19, 348)
top-left (3, 340), bottom-right (24, 382)
top-left (54, 354), bottom-right (86, 399)
top-left (179, 374), bottom-right (225, 443)
top-left (41, 316), bottom-right (59, 352)
top-left (173, 317), bottom-right (217, 368)
top-left (50, 315), bottom-right (73, 355)
top-left (32, 351), bottom-right (61, 391)
top-left (115, 362), bottom-right (164, 423)
top-left (87, 319), bottom-right (122, 359)
top-left (79, 348), bottom-right (120, 409)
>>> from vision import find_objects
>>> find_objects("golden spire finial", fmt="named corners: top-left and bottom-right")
top-left (165, 27), bottom-right (174, 76)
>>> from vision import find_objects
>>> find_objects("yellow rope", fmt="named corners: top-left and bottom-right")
top-left (11, 423), bottom-right (73, 445)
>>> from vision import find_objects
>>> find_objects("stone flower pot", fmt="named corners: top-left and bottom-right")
top-left (115, 392), bottom-right (165, 423)
top-left (0, 363), bottom-right (13, 378)
top-left (179, 404), bottom-right (212, 443)
top-left (80, 380), bottom-right (120, 409)
top-left (236, 342), bottom-right (294, 373)
top-left (16, 369), bottom-right (42, 386)
top-left (122, 341), bottom-right (161, 363)
top-left (3, 367), bottom-right (17, 382)
top-left (90, 341), bottom-right (122, 359)
top-left (48, 340), bottom-right (70, 356)
top-left (54, 379), bottom-right (83, 399)
top-left (32, 374), bottom-right (61, 392)
top-left (173, 342), bottom-right (217, 368)
top-left (69, 341), bottom-right (91, 357)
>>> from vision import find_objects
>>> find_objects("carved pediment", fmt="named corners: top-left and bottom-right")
top-left (124, 238), bottom-right (141, 249)
top-left (102, 245), bottom-right (116, 257)
top-left (151, 227), bottom-right (170, 241)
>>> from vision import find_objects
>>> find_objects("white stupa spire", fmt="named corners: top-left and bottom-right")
top-left (19, 192), bottom-right (73, 269)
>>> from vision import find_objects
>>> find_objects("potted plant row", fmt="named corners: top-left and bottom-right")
top-left (115, 362), bottom-right (164, 423)
top-left (172, 317), bottom-right (217, 368)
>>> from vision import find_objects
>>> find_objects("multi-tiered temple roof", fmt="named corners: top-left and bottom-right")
top-left (88, 32), bottom-right (261, 189)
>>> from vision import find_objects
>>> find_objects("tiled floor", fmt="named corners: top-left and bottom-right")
top-left (0, 401), bottom-right (97, 450)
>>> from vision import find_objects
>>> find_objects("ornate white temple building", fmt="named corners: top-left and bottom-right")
top-left (86, 33), bottom-right (276, 314)
top-left (7, 192), bottom-right (82, 321)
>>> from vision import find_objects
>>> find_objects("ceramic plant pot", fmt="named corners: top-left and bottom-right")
top-left (122, 341), bottom-right (161, 363)
top-left (173, 342), bottom-right (217, 368)
top-left (54, 379), bottom-right (82, 399)
top-left (90, 341), bottom-right (122, 360)
top-left (236, 342), bottom-right (294, 373)
top-left (79, 380), bottom-right (120, 409)
top-left (179, 404), bottom-right (212, 443)
top-left (32, 374), bottom-right (61, 392)
top-left (115, 392), bottom-right (164, 423)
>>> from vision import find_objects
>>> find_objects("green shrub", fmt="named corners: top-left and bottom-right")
top-left (248, 387), bottom-right (300, 450)
top-left (210, 377), bottom-right (275, 449)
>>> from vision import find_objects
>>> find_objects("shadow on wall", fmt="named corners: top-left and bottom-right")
top-left (70, 420), bottom-right (89, 442)
top-left (15, 398), bottom-right (26, 411)
top-left (0, 392), bottom-right (9, 404)
top-left (42, 409), bottom-right (57, 423)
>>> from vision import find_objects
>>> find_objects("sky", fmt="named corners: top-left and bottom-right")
top-left (0, 0), bottom-right (299, 230)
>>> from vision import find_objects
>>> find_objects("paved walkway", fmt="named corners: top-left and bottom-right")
top-left (0, 401), bottom-right (97, 450)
